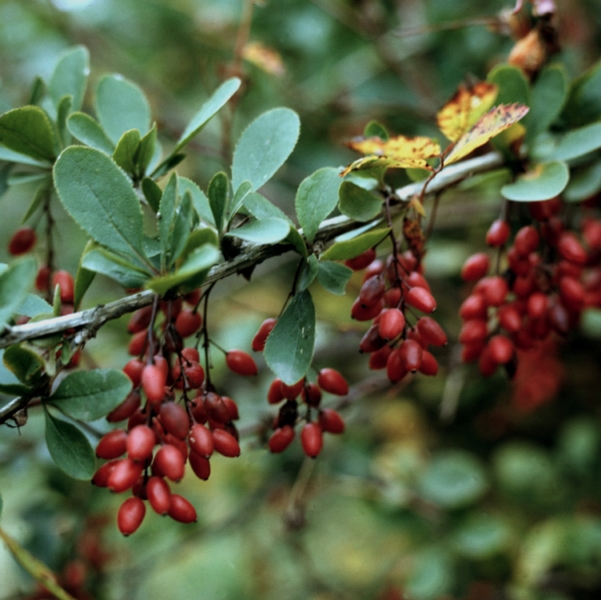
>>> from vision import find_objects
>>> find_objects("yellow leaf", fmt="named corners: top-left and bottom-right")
top-left (437, 82), bottom-right (498, 142)
top-left (243, 42), bottom-right (285, 77)
top-left (445, 103), bottom-right (529, 165)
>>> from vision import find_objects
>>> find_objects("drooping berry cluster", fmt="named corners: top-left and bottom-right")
top-left (459, 198), bottom-right (601, 377)
top-left (347, 246), bottom-right (447, 383)
top-left (92, 292), bottom-right (259, 535)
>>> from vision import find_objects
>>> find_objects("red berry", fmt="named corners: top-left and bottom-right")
top-left (344, 248), bottom-right (376, 271)
top-left (189, 423), bottom-right (214, 458)
top-left (8, 226), bottom-right (36, 255)
top-left (359, 276), bottom-right (386, 308)
top-left (221, 396), bottom-right (239, 420)
top-left (35, 265), bottom-right (51, 292)
top-left (558, 232), bottom-right (587, 265)
top-left (153, 444), bottom-right (186, 481)
top-left (559, 276), bottom-right (585, 309)
top-left (127, 306), bottom-right (153, 334)
top-left (226, 349), bottom-right (258, 376)
top-left (405, 286), bottom-right (437, 313)
top-left (406, 271), bottom-right (431, 292)
top-left (318, 408), bottom-right (345, 434)
top-left (458, 319), bottom-right (488, 344)
top-left (418, 350), bottom-right (439, 375)
top-left (359, 324), bottom-right (387, 353)
top-left (527, 292), bottom-right (548, 320)
top-left (398, 339), bottom-right (423, 373)
top-left (189, 450), bottom-right (211, 480)
top-left (378, 308), bottom-right (406, 340)
top-left (183, 361), bottom-right (205, 389)
top-left (91, 460), bottom-right (119, 487)
top-left (181, 347), bottom-right (200, 363)
top-left (184, 288), bottom-right (202, 306)
top-left (107, 390), bottom-right (142, 423)
top-left (159, 402), bottom-right (190, 440)
top-left (368, 345), bottom-right (392, 370)
top-left (386, 348), bottom-right (408, 383)
top-left (280, 379), bottom-right (305, 400)
top-left (96, 429), bottom-right (128, 459)
top-left (317, 368), bottom-right (349, 396)
top-left (583, 219), bottom-right (601, 250)
top-left (146, 476), bottom-right (171, 515)
top-left (498, 304), bottom-right (522, 333)
top-left (301, 382), bottom-right (322, 407)
top-left (123, 358), bottom-right (145, 387)
top-left (487, 335), bottom-right (514, 364)
top-left (212, 428), bottom-right (241, 457)
top-left (267, 379), bottom-right (285, 404)
top-left (128, 330), bottom-right (149, 356)
top-left (141, 364), bottom-right (167, 404)
top-left (117, 497), bottom-right (146, 536)
top-left (107, 458), bottom-right (143, 493)
top-left (461, 253), bottom-right (489, 282)
top-left (252, 318), bottom-right (277, 352)
top-left (168, 494), bottom-right (197, 523)
top-left (459, 294), bottom-right (488, 320)
top-left (126, 425), bottom-right (156, 462)
top-left (175, 309), bottom-right (202, 338)
top-left (514, 225), bottom-right (540, 257)
top-left (415, 316), bottom-right (447, 347)
top-left (301, 422), bottom-right (323, 458)
top-left (351, 297), bottom-right (384, 321)
top-left (268, 426), bottom-right (296, 453)
top-left (486, 220), bottom-right (510, 247)
top-left (203, 392), bottom-right (231, 424)
top-left (52, 270), bottom-right (74, 303)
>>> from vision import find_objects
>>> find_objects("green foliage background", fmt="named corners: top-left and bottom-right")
top-left (1, 1), bottom-right (601, 599)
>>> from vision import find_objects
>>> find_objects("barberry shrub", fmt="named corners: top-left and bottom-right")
top-left (2, 2), bottom-right (601, 599)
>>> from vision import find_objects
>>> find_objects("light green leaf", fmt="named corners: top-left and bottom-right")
top-left (180, 227), bottom-right (219, 262)
top-left (501, 161), bottom-right (569, 201)
top-left (320, 228), bottom-right (390, 261)
top-left (44, 409), bottom-right (96, 480)
top-left (3, 344), bottom-right (45, 385)
top-left (67, 112), bottom-right (114, 154)
top-left (50, 369), bottom-right (132, 421)
top-left (82, 247), bottom-right (150, 289)
top-left (0, 146), bottom-right (50, 168)
top-left (338, 180), bottom-right (383, 222)
top-left (112, 128), bottom-right (141, 174)
top-left (0, 257), bottom-right (37, 331)
top-left (228, 180), bottom-right (252, 222)
top-left (225, 217), bottom-right (290, 244)
top-left (543, 123), bottom-right (601, 162)
top-left (95, 74), bottom-right (151, 144)
top-left (49, 45), bottom-right (89, 113)
top-left (137, 124), bottom-right (157, 176)
top-left (22, 181), bottom-right (51, 223)
top-left (17, 294), bottom-right (52, 318)
top-left (208, 171), bottom-right (229, 234)
top-left (487, 64), bottom-right (530, 107)
top-left (0, 106), bottom-right (56, 161)
top-left (317, 260), bottom-right (353, 295)
top-left (405, 548), bottom-right (453, 600)
top-left (232, 107), bottom-right (300, 191)
top-left (562, 57), bottom-right (601, 127)
top-left (180, 176), bottom-right (215, 225)
top-left (56, 95), bottom-right (73, 148)
top-left (363, 120), bottom-right (389, 140)
top-left (565, 161), bottom-right (601, 203)
top-left (264, 290), bottom-right (315, 385)
top-left (297, 255), bottom-right (319, 291)
top-left (453, 513), bottom-right (511, 559)
top-left (53, 146), bottom-right (147, 264)
top-left (174, 77), bottom-right (241, 153)
top-left (295, 167), bottom-right (341, 243)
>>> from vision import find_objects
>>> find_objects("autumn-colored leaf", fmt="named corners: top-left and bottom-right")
top-left (342, 135), bottom-right (441, 176)
top-left (243, 42), bottom-right (285, 76)
top-left (445, 103), bottom-right (529, 165)
top-left (437, 82), bottom-right (498, 143)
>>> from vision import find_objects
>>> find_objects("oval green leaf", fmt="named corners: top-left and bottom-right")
top-left (544, 122), bottom-right (601, 162)
top-left (0, 257), bottom-right (37, 331)
top-left (0, 106), bottom-right (56, 161)
top-left (338, 180), bottom-right (383, 222)
top-left (320, 228), bottom-right (390, 261)
top-left (67, 112), bottom-right (115, 154)
top-left (501, 161), bottom-right (569, 201)
top-left (225, 217), bottom-right (290, 244)
top-left (316, 260), bottom-right (353, 295)
top-left (82, 247), bottom-right (150, 289)
top-left (49, 45), bottom-right (90, 113)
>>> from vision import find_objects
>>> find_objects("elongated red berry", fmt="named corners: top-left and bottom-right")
top-left (558, 232), bottom-right (587, 265)
top-left (252, 318), bottom-right (277, 352)
top-left (146, 476), bottom-right (171, 515)
top-left (221, 396), bottom-right (239, 420)
top-left (359, 324), bottom-right (387, 353)
top-left (351, 297), bottom-right (384, 321)
top-left (280, 378), bottom-right (305, 400)
top-left (461, 253), bottom-right (489, 282)
top-left (107, 458), bottom-right (143, 493)
top-left (488, 335), bottom-right (514, 364)
top-left (96, 429), bottom-right (128, 459)
top-left (368, 345), bottom-right (392, 370)
top-left (118, 497), bottom-right (146, 536)
top-left (8, 226), bottom-right (36, 255)
top-left (459, 294), bottom-right (488, 320)
top-left (168, 494), bottom-right (197, 523)
top-left (458, 319), bottom-right (488, 344)
top-left (268, 426), bottom-right (295, 453)
top-left (318, 408), bottom-right (345, 434)
top-left (406, 286), bottom-right (437, 313)
top-left (92, 460), bottom-right (119, 487)
top-left (35, 265), bottom-right (51, 292)
top-left (226, 349), bottom-right (258, 376)
top-left (345, 248), bottom-right (376, 271)
top-left (479, 276), bottom-right (509, 307)
top-left (175, 309), bottom-right (202, 338)
top-left (378, 308), bottom-right (405, 340)
top-left (301, 422), bottom-right (323, 458)
top-left (317, 368), bottom-right (349, 396)
top-left (127, 306), bottom-right (153, 333)
top-left (159, 402), bottom-right (190, 440)
top-left (212, 429), bottom-right (241, 457)
top-left (184, 362), bottom-right (205, 389)
top-left (142, 364), bottom-right (167, 404)
top-left (486, 220), bottom-right (510, 247)
top-left (128, 330), bottom-right (149, 356)
top-left (203, 392), bottom-right (231, 424)
top-left (386, 348), bottom-right (408, 383)
top-left (398, 339), bottom-right (423, 373)
top-left (514, 225), bottom-right (539, 256)
top-left (189, 451), bottom-right (211, 480)
top-left (498, 305), bottom-right (522, 333)
top-left (52, 270), bottom-right (74, 303)
top-left (153, 444), bottom-right (185, 481)
top-left (418, 350), bottom-right (439, 375)
top-left (123, 359), bottom-right (145, 387)
top-left (181, 347), bottom-right (200, 363)
top-left (127, 425), bottom-right (156, 462)
top-left (302, 382), bottom-right (322, 407)
top-left (359, 276), bottom-right (386, 308)
top-left (527, 292), bottom-right (548, 319)
top-left (189, 423), bottom-right (214, 458)
top-left (416, 316), bottom-right (447, 346)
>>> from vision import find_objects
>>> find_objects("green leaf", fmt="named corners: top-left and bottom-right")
top-left (295, 167), bottom-right (341, 243)
top-left (297, 255), bottom-right (319, 291)
top-left (49, 45), bottom-right (90, 113)
top-left (74, 241), bottom-right (96, 309)
top-left (50, 369), bottom-right (132, 421)
top-left (363, 120), bottom-right (389, 140)
top-left (180, 176), bottom-right (215, 225)
top-left (264, 290), bottom-right (315, 385)
top-left (142, 176), bottom-right (162, 212)
top-left (82, 247), bottom-right (150, 289)
top-left (208, 171), bottom-right (229, 234)
top-left (418, 451), bottom-right (488, 509)
top-left (487, 64), bottom-right (530, 107)
top-left (174, 77), bottom-right (241, 154)
top-left (0, 106), bottom-right (56, 161)
top-left (145, 244), bottom-right (220, 295)
top-left (0, 146), bottom-right (50, 168)
top-left (44, 409), bottom-right (96, 480)
top-left (225, 217), bottom-right (290, 244)
top-left (0, 257), bottom-right (37, 331)
top-left (542, 122), bottom-right (601, 162)
top-left (158, 173), bottom-right (179, 267)
top-left (405, 548), bottom-right (453, 600)
top-left (112, 128), bottom-right (141, 174)
top-left (95, 74), bottom-right (151, 145)
top-left (180, 227), bottom-right (219, 262)
top-left (565, 161), bottom-right (601, 203)
top-left (501, 161), bottom-right (569, 201)
top-left (3, 344), bottom-right (45, 385)
top-left (232, 107), bottom-right (300, 191)
top-left (228, 180), bottom-right (253, 222)
top-left (453, 513), bottom-right (511, 559)
top-left (53, 146), bottom-right (147, 264)
top-left (67, 112), bottom-right (114, 154)
top-left (137, 124), bottom-right (158, 176)
top-left (21, 180), bottom-right (51, 223)
top-left (17, 294), bottom-right (52, 318)
top-left (338, 180), bottom-right (383, 222)
top-left (562, 58), bottom-right (601, 127)
top-left (0, 350), bottom-right (32, 396)
top-left (317, 260), bottom-right (353, 295)
top-left (56, 95), bottom-right (73, 148)
top-left (320, 228), bottom-right (390, 261)
top-left (526, 64), bottom-right (568, 144)
top-left (581, 308), bottom-right (601, 338)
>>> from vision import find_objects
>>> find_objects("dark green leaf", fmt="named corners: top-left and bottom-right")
top-left (264, 290), bottom-right (315, 385)
top-left (142, 177), bottom-right (162, 212)
top-left (180, 177), bottom-right (215, 225)
top-left (49, 45), bottom-right (89, 113)
top-left (174, 77), bottom-right (241, 153)
top-left (112, 128), bottom-right (141, 174)
top-left (95, 74), bottom-right (151, 145)
top-left (208, 171), bottom-right (229, 234)
top-left (320, 228), bottom-right (390, 261)
top-left (501, 161), bottom-right (569, 201)
top-left (44, 409), bottom-right (96, 480)
top-left (295, 167), bottom-right (341, 243)
top-left (3, 344), bottom-right (44, 385)
top-left (0, 350), bottom-right (31, 396)
top-left (338, 180), bottom-right (383, 222)
top-left (82, 247), bottom-right (150, 289)
top-left (225, 217), bottom-right (290, 244)
top-left (542, 123), bottom-right (601, 162)
top-left (232, 107), bottom-right (300, 191)
top-left (363, 120), bottom-right (389, 140)
top-left (50, 369), bottom-right (132, 422)
top-left (169, 191), bottom-right (193, 267)
top-left (73, 241), bottom-right (96, 309)
top-left (566, 161), bottom-right (601, 203)
top-left (67, 112), bottom-right (114, 154)
top-left (0, 106), bottom-right (56, 161)
top-left (53, 147), bottom-right (147, 264)
top-left (297, 255), bottom-right (318, 291)
top-left (158, 173), bottom-right (179, 268)
top-left (487, 64), bottom-right (530, 107)
top-left (317, 260), bottom-right (353, 295)
top-left (0, 257), bottom-right (37, 331)
top-left (562, 58), bottom-right (601, 127)
top-left (137, 124), bottom-right (157, 176)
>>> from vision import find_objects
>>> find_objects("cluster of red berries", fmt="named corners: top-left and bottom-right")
top-left (92, 293), bottom-right (260, 535)
top-left (459, 198), bottom-right (601, 376)
top-left (346, 246), bottom-right (447, 382)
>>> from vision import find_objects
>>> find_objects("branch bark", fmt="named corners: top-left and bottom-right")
top-left (0, 151), bottom-right (504, 350)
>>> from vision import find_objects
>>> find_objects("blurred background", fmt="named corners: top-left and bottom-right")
top-left (2, 0), bottom-right (601, 599)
